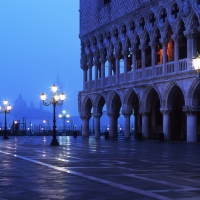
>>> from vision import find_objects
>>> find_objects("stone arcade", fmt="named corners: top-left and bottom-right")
top-left (78, 0), bottom-right (200, 142)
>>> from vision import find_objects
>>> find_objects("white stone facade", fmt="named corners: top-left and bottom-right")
top-left (79, 0), bottom-right (200, 142)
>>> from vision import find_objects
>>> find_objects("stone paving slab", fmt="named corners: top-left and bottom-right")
top-left (0, 136), bottom-right (200, 200)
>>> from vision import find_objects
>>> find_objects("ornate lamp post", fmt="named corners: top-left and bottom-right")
top-left (59, 110), bottom-right (70, 132)
top-left (41, 84), bottom-right (66, 145)
top-left (0, 99), bottom-right (12, 139)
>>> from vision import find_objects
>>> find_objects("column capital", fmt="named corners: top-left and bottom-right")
top-left (171, 34), bottom-right (181, 41)
top-left (139, 109), bottom-right (150, 116)
top-left (148, 42), bottom-right (157, 48)
top-left (106, 55), bottom-right (113, 61)
top-left (80, 113), bottom-right (91, 119)
top-left (160, 108), bottom-right (172, 115)
top-left (139, 44), bottom-right (148, 52)
top-left (93, 113), bottom-right (102, 118)
top-left (114, 53), bottom-right (121, 60)
top-left (130, 47), bottom-right (138, 54)
top-left (107, 111), bottom-right (119, 119)
top-left (121, 50), bottom-right (129, 56)
top-left (183, 106), bottom-right (200, 115)
top-left (122, 110), bottom-right (132, 116)
top-left (159, 38), bottom-right (168, 46)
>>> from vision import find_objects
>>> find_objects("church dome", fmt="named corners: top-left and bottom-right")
top-left (14, 94), bottom-right (27, 109)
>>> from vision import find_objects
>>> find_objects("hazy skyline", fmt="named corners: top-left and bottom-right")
top-left (0, 0), bottom-right (81, 116)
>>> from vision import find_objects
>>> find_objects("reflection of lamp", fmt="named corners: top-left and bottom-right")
top-left (193, 52), bottom-right (200, 77)
top-left (41, 84), bottom-right (66, 146)
top-left (59, 110), bottom-right (70, 132)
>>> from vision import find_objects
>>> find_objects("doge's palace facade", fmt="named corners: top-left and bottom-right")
top-left (78, 0), bottom-right (200, 142)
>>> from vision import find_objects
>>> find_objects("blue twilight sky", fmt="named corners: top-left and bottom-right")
top-left (0, 0), bottom-right (81, 116)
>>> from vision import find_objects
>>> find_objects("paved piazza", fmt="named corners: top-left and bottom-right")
top-left (0, 136), bottom-right (200, 200)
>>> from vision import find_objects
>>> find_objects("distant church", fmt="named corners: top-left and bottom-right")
top-left (11, 94), bottom-right (52, 131)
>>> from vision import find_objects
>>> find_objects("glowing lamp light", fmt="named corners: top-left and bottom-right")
top-left (60, 92), bottom-right (66, 101)
top-left (40, 93), bottom-right (47, 101)
top-left (54, 94), bottom-right (59, 101)
top-left (51, 84), bottom-right (58, 93)
top-left (3, 99), bottom-right (8, 106)
top-left (193, 52), bottom-right (200, 77)
top-left (7, 105), bottom-right (12, 111)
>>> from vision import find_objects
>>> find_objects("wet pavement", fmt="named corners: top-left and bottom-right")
top-left (0, 136), bottom-right (200, 200)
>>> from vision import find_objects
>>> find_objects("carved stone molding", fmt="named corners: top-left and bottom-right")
top-left (80, 113), bottom-right (91, 119)
top-left (183, 106), bottom-right (200, 115)
top-left (107, 111), bottom-right (119, 119)
top-left (93, 113), bottom-right (102, 118)
top-left (139, 109), bottom-right (150, 116)
top-left (122, 110), bottom-right (132, 116)
top-left (160, 108), bottom-right (172, 115)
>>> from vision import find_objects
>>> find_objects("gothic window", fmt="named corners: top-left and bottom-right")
top-left (149, 13), bottom-right (155, 27)
top-left (159, 8), bottom-right (167, 24)
top-left (130, 21), bottom-right (135, 34)
top-left (171, 3), bottom-right (179, 19)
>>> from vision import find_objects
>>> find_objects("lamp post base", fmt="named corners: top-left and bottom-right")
top-left (3, 135), bottom-right (8, 139)
top-left (50, 139), bottom-right (59, 146)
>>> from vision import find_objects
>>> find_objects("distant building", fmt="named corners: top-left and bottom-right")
top-left (11, 94), bottom-right (52, 131)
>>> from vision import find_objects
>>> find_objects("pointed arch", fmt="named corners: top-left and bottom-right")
top-left (142, 84), bottom-right (162, 110)
top-left (163, 80), bottom-right (186, 108)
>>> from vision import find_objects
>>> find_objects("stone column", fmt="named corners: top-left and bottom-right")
top-left (183, 106), bottom-right (200, 142)
top-left (122, 50), bottom-right (128, 83)
top-left (100, 59), bottom-right (106, 87)
top-left (107, 56), bottom-right (113, 85)
top-left (130, 47), bottom-right (137, 80)
top-left (160, 108), bottom-right (172, 140)
top-left (184, 31), bottom-right (195, 70)
top-left (122, 111), bottom-right (132, 139)
top-left (149, 42), bottom-right (156, 76)
top-left (93, 113), bottom-right (101, 139)
top-left (171, 34), bottom-right (180, 73)
top-left (140, 109), bottom-right (150, 139)
top-left (107, 112), bottom-right (118, 138)
top-left (94, 61), bottom-right (100, 88)
top-left (80, 114), bottom-right (91, 137)
top-left (160, 38), bottom-right (168, 75)
top-left (115, 54), bottom-right (120, 84)
top-left (83, 68), bottom-right (87, 90)
top-left (139, 45), bottom-right (147, 79)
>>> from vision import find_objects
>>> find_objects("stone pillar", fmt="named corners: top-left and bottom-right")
top-left (122, 50), bottom-right (128, 82)
top-left (160, 38), bottom-right (168, 75)
top-left (122, 111), bottom-right (132, 139)
top-left (130, 47), bottom-right (137, 80)
top-left (80, 114), bottom-right (91, 137)
top-left (183, 106), bottom-right (200, 142)
top-left (94, 60), bottom-right (100, 88)
top-left (140, 109), bottom-right (150, 139)
top-left (160, 108), bottom-right (172, 140)
top-left (184, 31), bottom-right (195, 70)
top-left (93, 113), bottom-right (101, 139)
top-left (107, 56), bottom-right (113, 85)
top-left (139, 45), bottom-right (147, 79)
top-left (107, 112), bottom-right (118, 138)
top-left (149, 42), bottom-right (156, 76)
top-left (83, 68), bottom-right (87, 90)
top-left (115, 54), bottom-right (120, 84)
top-left (171, 34), bottom-right (180, 73)
top-left (100, 59), bottom-right (106, 87)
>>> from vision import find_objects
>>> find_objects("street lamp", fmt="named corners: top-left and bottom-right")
top-left (0, 99), bottom-right (12, 139)
top-left (58, 110), bottom-right (70, 132)
top-left (193, 52), bottom-right (200, 77)
top-left (40, 84), bottom-right (66, 145)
